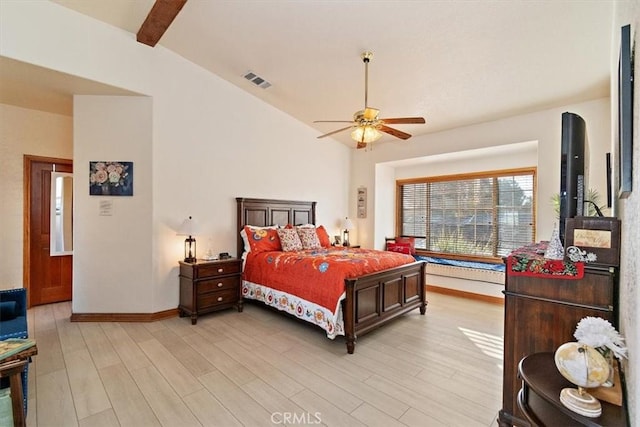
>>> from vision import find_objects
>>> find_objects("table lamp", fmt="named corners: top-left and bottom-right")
top-left (342, 217), bottom-right (354, 247)
top-left (177, 216), bottom-right (197, 262)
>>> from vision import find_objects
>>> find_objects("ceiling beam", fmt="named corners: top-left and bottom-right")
top-left (136, 0), bottom-right (188, 47)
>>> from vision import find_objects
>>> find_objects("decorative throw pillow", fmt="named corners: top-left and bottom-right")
top-left (297, 226), bottom-right (321, 250)
top-left (277, 228), bottom-right (303, 251)
top-left (395, 236), bottom-right (416, 255)
top-left (387, 242), bottom-right (412, 255)
top-left (243, 225), bottom-right (281, 253)
top-left (241, 226), bottom-right (274, 254)
top-left (316, 225), bottom-right (331, 248)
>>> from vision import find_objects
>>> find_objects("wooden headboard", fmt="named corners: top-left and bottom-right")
top-left (236, 197), bottom-right (317, 258)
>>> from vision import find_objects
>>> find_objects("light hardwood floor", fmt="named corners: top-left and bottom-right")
top-left (25, 292), bottom-right (504, 427)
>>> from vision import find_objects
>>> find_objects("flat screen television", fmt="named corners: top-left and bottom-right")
top-left (559, 112), bottom-right (586, 243)
top-left (618, 24), bottom-right (633, 198)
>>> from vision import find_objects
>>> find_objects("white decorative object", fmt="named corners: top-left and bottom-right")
top-left (554, 342), bottom-right (610, 417)
top-left (574, 316), bottom-right (627, 360)
top-left (566, 246), bottom-right (598, 263)
top-left (544, 223), bottom-right (564, 260)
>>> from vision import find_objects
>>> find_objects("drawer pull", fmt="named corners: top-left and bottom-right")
top-left (217, 282), bottom-right (223, 288)
top-left (218, 268), bottom-right (224, 273)
top-left (217, 296), bottom-right (223, 302)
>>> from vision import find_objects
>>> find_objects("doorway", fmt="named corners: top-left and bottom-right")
top-left (24, 155), bottom-right (73, 307)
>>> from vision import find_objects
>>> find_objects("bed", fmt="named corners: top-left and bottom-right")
top-left (237, 197), bottom-right (427, 354)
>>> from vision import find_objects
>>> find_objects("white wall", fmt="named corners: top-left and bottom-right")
top-left (1, 1), bottom-right (351, 314)
top-left (73, 96), bottom-right (153, 312)
top-left (0, 104), bottom-right (73, 290)
top-left (612, 2), bottom-right (639, 424)
top-left (352, 98), bottom-right (611, 250)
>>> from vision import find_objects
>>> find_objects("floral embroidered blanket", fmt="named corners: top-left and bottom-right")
top-left (242, 248), bottom-right (415, 338)
top-left (243, 247), bottom-right (415, 310)
top-left (507, 241), bottom-right (584, 280)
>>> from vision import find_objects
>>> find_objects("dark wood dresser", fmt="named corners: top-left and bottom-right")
top-left (498, 242), bottom-right (619, 427)
top-left (178, 258), bottom-right (243, 324)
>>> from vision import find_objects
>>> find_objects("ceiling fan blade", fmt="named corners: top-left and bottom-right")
top-left (317, 125), bottom-right (353, 139)
top-left (357, 141), bottom-right (367, 149)
top-left (379, 124), bottom-right (412, 140)
top-left (313, 120), bottom-right (354, 123)
top-left (380, 117), bottom-right (426, 124)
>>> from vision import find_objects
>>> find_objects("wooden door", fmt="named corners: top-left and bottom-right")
top-left (24, 155), bottom-right (73, 306)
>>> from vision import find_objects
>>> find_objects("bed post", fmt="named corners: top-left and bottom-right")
top-left (420, 261), bottom-right (427, 315)
top-left (343, 279), bottom-right (356, 354)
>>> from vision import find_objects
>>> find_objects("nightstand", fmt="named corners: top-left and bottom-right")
top-left (178, 258), bottom-right (243, 324)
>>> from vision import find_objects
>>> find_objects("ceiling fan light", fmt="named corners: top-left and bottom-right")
top-left (351, 126), bottom-right (382, 144)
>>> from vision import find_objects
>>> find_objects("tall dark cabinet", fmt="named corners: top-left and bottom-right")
top-left (498, 257), bottom-right (618, 426)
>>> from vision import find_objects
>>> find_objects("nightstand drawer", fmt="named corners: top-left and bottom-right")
top-left (199, 289), bottom-right (238, 308)
top-left (196, 261), bottom-right (241, 278)
top-left (198, 276), bottom-right (238, 294)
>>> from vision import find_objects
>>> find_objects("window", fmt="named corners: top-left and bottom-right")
top-left (398, 168), bottom-right (535, 261)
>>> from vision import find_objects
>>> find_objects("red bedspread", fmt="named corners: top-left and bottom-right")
top-left (243, 247), bottom-right (415, 311)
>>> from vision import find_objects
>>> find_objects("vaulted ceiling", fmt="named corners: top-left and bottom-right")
top-left (2, 1), bottom-right (614, 146)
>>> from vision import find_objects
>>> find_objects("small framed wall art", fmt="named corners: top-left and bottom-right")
top-left (357, 187), bottom-right (367, 219)
top-left (89, 161), bottom-right (133, 196)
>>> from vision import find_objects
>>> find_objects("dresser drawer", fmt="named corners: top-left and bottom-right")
top-left (506, 267), bottom-right (614, 308)
top-left (196, 261), bottom-right (241, 278)
top-left (199, 288), bottom-right (238, 309)
top-left (198, 276), bottom-right (238, 294)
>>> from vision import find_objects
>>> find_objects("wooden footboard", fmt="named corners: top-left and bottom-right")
top-left (342, 261), bottom-right (427, 354)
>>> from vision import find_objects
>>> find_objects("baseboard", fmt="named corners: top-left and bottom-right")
top-left (426, 285), bottom-right (504, 305)
top-left (70, 308), bottom-right (179, 322)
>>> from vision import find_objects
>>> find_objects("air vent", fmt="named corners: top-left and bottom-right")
top-left (243, 70), bottom-right (272, 89)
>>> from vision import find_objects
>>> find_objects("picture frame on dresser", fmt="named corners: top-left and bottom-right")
top-left (564, 217), bottom-right (621, 267)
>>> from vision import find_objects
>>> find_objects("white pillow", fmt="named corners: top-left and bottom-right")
top-left (296, 223), bottom-right (315, 228)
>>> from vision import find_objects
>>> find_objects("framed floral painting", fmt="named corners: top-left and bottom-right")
top-left (89, 161), bottom-right (133, 196)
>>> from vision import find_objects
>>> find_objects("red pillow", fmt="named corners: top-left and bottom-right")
top-left (386, 242), bottom-right (412, 255)
top-left (316, 225), bottom-right (331, 248)
top-left (243, 226), bottom-right (281, 253)
top-left (394, 236), bottom-right (416, 255)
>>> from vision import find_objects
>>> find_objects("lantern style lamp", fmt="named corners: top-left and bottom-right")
top-left (177, 216), bottom-right (197, 262)
top-left (342, 217), bottom-right (354, 247)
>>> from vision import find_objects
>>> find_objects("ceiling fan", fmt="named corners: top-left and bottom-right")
top-left (314, 51), bottom-right (426, 149)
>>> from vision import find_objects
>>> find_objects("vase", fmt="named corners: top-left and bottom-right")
top-left (544, 223), bottom-right (564, 260)
top-left (101, 184), bottom-right (110, 195)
